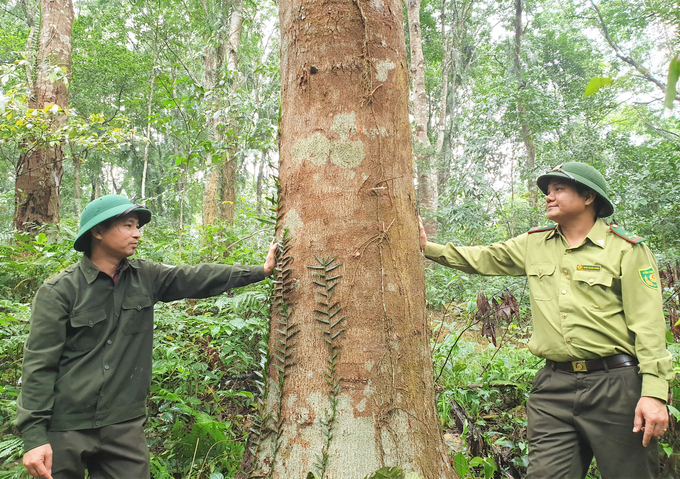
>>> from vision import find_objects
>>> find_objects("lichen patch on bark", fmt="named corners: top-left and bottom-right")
top-left (330, 139), bottom-right (365, 168)
top-left (285, 209), bottom-right (303, 236)
top-left (291, 132), bottom-right (331, 166)
top-left (375, 59), bottom-right (396, 81)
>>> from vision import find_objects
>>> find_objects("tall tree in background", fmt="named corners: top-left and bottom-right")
top-left (202, 0), bottom-right (244, 227)
top-left (219, 0), bottom-right (243, 224)
top-left (13, 0), bottom-right (74, 231)
top-left (409, 0), bottom-right (438, 237)
top-left (513, 0), bottom-right (536, 188)
top-left (248, 0), bottom-right (455, 476)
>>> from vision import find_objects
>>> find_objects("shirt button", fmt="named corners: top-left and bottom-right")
top-left (104, 365), bottom-right (110, 370)
top-left (88, 320), bottom-right (93, 326)
top-left (100, 392), bottom-right (104, 397)
top-left (107, 339), bottom-right (113, 345)
top-left (561, 290), bottom-right (567, 295)
top-left (588, 278), bottom-right (594, 284)
top-left (566, 338), bottom-right (572, 344)
top-left (136, 305), bottom-right (142, 311)
top-left (96, 421), bottom-right (101, 426)
top-left (563, 270), bottom-right (568, 276)
top-left (562, 314), bottom-right (567, 319)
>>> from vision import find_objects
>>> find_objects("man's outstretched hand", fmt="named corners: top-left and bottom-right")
top-left (418, 216), bottom-right (427, 252)
top-left (23, 444), bottom-right (53, 479)
top-left (264, 241), bottom-right (277, 277)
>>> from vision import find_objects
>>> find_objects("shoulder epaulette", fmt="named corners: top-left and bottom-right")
top-left (609, 223), bottom-right (645, 244)
top-left (44, 262), bottom-right (79, 286)
top-left (528, 226), bottom-right (557, 234)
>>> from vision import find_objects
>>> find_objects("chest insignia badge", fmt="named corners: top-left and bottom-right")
top-left (638, 267), bottom-right (659, 290)
top-left (577, 265), bottom-right (601, 271)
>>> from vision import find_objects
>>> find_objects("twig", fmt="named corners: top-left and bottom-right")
top-left (225, 228), bottom-right (268, 251)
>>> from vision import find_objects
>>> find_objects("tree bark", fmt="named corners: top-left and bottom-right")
top-left (408, 0), bottom-right (438, 237)
top-left (255, 150), bottom-right (266, 215)
top-left (248, 0), bottom-right (455, 477)
top-left (513, 0), bottom-right (536, 187)
top-left (219, 0), bottom-right (244, 225)
top-left (14, 0), bottom-right (74, 231)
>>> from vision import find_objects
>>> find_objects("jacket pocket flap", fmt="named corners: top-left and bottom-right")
top-left (122, 294), bottom-right (153, 311)
top-left (69, 307), bottom-right (107, 328)
top-left (527, 263), bottom-right (556, 278)
top-left (573, 270), bottom-right (613, 287)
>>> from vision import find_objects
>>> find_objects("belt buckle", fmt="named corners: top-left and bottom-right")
top-left (572, 360), bottom-right (588, 372)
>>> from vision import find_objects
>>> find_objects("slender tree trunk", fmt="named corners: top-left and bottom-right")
top-left (219, 0), bottom-right (244, 225)
top-left (248, 0), bottom-right (456, 477)
top-left (513, 0), bottom-right (536, 188)
top-left (435, 0), bottom-right (450, 192)
top-left (201, 9), bottom-right (226, 227)
top-left (73, 154), bottom-right (81, 217)
top-left (408, 0), bottom-right (438, 237)
top-left (255, 150), bottom-right (266, 215)
top-left (141, 52), bottom-right (157, 200)
top-left (14, 0), bottom-right (74, 231)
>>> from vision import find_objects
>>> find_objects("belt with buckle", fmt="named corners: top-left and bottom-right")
top-left (546, 354), bottom-right (638, 373)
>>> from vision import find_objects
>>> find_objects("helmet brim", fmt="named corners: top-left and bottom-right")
top-left (536, 172), bottom-right (614, 218)
top-left (74, 205), bottom-right (151, 252)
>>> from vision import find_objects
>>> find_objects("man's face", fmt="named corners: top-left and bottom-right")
top-left (92, 212), bottom-right (141, 260)
top-left (545, 179), bottom-right (592, 223)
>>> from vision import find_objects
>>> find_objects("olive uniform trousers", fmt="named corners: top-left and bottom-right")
top-left (46, 416), bottom-right (149, 479)
top-left (526, 364), bottom-right (659, 479)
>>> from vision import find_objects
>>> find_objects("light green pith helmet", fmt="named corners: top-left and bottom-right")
top-left (74, 195), bottom-right (152, 252)
top-left (536, 162), bottom-right (614, 218)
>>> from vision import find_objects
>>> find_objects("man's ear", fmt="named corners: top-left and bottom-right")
top-left (584, 191), bottom-right (596, 206)
top-left (90, 226), bottom-right (103, 241)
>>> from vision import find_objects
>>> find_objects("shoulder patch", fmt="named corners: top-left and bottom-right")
top-left (609, 223), bottom-right (645, 244)
top-left (638, 267), bottom-right (659, 290)
top-left (528, 226), bottom-right (556, 234)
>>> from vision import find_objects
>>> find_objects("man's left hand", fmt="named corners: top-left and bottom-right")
top-left (264, 241), bottom-right (277, 277)
top-left (633, 396), bottom-right (669, 447)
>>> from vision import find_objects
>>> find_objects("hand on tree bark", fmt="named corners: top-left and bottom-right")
top-left (418, 216), bottom-right (427, 252)
top-left (263, 241), bottom-right (277, 276)
top-left (23, 444), bottom-right (53, 479)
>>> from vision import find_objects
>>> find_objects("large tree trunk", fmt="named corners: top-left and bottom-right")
top-left (248, 0), bottom-right (455, 477)
top-left (408, 0), bottom-right (438, 238)
top-left (14, 0), bottom-right (74, 231)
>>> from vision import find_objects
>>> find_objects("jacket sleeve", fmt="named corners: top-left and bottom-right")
top-left (621, 244), bottom-right (674, 400)
top-left (15, 285), bottom-right (70, 452)
top-left (149, 261), bottom-right (266, 303)
top-left (424, 233), bottom-right (529, 276)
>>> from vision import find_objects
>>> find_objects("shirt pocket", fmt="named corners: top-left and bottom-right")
top-left (572, 270), bottom-right (613, 310)
top-left (67, 307), bottom-right (107, 351)
top-left (527, 263), bottom-right (556, 301)
top-left (121, 294), bottom-right (154, 335)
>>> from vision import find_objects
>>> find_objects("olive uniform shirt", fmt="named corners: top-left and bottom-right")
top-left (425, 219), bottom-right (674, 401)
top-left (16, 256), bottom-right (265, 452)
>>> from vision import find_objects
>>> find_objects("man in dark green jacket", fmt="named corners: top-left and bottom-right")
top-left (420, 162), bottom-right (673, 478)
top-left (17, 195), bottom-right (276, 479)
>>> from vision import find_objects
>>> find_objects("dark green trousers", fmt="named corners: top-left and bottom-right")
top-left (526, 364), bottom-right (659, 479)
top-left (47, 416), bottom-right (149, 479)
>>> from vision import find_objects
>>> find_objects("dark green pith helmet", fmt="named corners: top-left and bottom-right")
top-left (536, 162), bottom-right (614, 218)
top-left (74, 195), bottom-right (152, 252)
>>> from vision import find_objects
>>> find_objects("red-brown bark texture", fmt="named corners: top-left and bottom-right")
top-left (14, 0), bottom-right (74, 231)
top-left (250, 0), bottom-right (455, 477)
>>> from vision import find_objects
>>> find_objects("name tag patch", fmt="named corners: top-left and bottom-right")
top-left (638, 267), bottom-right (658, 290)
top-left (577, 265), bottom-right (601, 271)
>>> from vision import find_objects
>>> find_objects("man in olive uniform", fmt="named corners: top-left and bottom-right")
top-left (419, 162), bottom-right (674, 478)
top-left (16, 195), bottom-right (276, 479)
